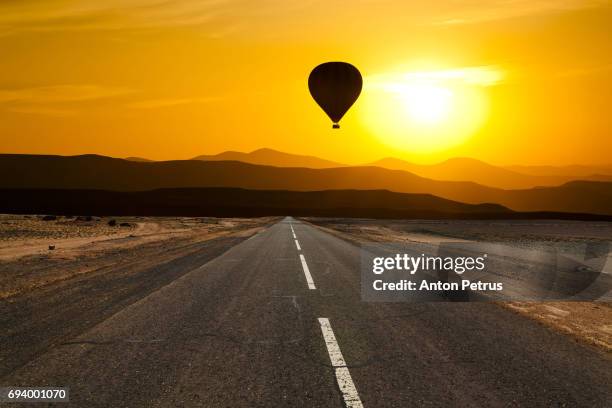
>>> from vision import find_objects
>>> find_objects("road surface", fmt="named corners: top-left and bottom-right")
top-left (2, 217), bottom-right (611, 407)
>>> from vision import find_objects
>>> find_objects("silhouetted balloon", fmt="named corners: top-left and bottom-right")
top-left (308, 62), bottom-right (362, 129)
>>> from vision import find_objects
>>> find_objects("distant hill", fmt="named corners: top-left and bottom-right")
top-left (0, 188), bottom-right (511, 219)
top-left (370, 157), bottom-right (612, 189)
top-left (2, 154), bottom-right (612, 215)
top-left (124, 156), bottom-right (153, 162)
top-left (192, 148), bottom-right (343, 169)
top-left (191, 148), bottom-right (612, 189)
top-left (504, 164), bottom-right (612, 178)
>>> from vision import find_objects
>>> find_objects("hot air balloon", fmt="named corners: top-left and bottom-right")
top-left (308, 62), bottom-right (362, 129)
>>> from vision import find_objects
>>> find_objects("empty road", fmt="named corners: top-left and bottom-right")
top-left (2, 217), bottom-right (611, 407)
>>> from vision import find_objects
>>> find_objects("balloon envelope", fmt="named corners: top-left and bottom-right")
top-left (308, 62), bottom-right (362, 128)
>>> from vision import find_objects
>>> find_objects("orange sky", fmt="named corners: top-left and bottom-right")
top-left (0, 0), bottom-right (610, 165)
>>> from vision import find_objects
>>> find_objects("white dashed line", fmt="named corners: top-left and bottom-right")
top-left (290, 224), bottom-right (297, 239)
top-left (318, 318), bottom-right (363, 408)
top-left (295, 239), bottom-right (301, 251)
top-left (299, 254), bottom-right (316, 290)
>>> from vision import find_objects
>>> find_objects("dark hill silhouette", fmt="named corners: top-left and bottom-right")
top-left (1, 154), bottom-right (612, 215)
top-left (504, 164), bottom-right (612, 177)
top-left (192, 148), bottom-right (343, 168)
top-left (0, 188), bottom-right (511, 219)
top-left (125, 156), bottom-right (153, 162)
top-left (369, 157), bottom-right (612, 189)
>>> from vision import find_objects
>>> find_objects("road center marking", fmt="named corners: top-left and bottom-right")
top-left (290, 224), bottom-right (297, 239)
top-left (318, 318), bottom-right (364, 408)
top-left (299, 254), bottom-right (316, 290)
top-left (295, 239), bottom-right (301, 251)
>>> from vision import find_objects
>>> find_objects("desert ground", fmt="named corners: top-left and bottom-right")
top-left (304, 217), bottom-right (612, 351)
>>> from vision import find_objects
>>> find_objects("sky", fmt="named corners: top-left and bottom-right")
top-left (0, 0), bottom-right (610, 165)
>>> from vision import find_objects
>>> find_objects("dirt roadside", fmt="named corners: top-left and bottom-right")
top-left (0, 215), bottom-right (275, 299)
top-left (302, 217), bottom-right (612, 352)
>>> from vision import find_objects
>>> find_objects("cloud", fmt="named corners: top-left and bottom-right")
top-left (403, 67), bottom-right (504, 86)
top-left (556, 63), bottom-right (612, 78)
top-left (127, 96), bottom-right (221, 109)
top-left (0, 85), bottom-right (133, 104)
top-left (0, 1), bottom-right (605, 38)
top-left (0, 0), bottom-right (236, 36)
top-left (431, 0), bottom-right (608, 25)
top-left (7, 107), bottom-right (76, 117)
top-left (366, 66), bottom-right (505, 91)
top-left (0, 84), bottom-right (134, 116)
top-left (0, 84), bottom-right (223, 115)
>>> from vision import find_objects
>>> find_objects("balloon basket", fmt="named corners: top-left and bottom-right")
top-left (332, 123), bottom-right (340, 129)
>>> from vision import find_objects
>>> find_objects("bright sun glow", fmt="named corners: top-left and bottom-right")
top-left (400, 83), bottom-right (454, 125)
top-left (359, 66), bottom-right (503, 154)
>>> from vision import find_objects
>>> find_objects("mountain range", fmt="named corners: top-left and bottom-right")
top-left (368, 157), bottom-right (612, 189)
top-left (191, 148), bottom-right (342, 169)
top-left (2, 153), bottom-right (612, 215)
top-left (185, 148), bottom-right (611, 189)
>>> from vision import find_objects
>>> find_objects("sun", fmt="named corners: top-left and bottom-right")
top-left (358, 66), bottom-right (501, 155)
top-left (399, 83), bottom-right (454, 125)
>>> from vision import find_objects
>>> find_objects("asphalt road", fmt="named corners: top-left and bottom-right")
top-left (2, 217), bottom-right (611, 407)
